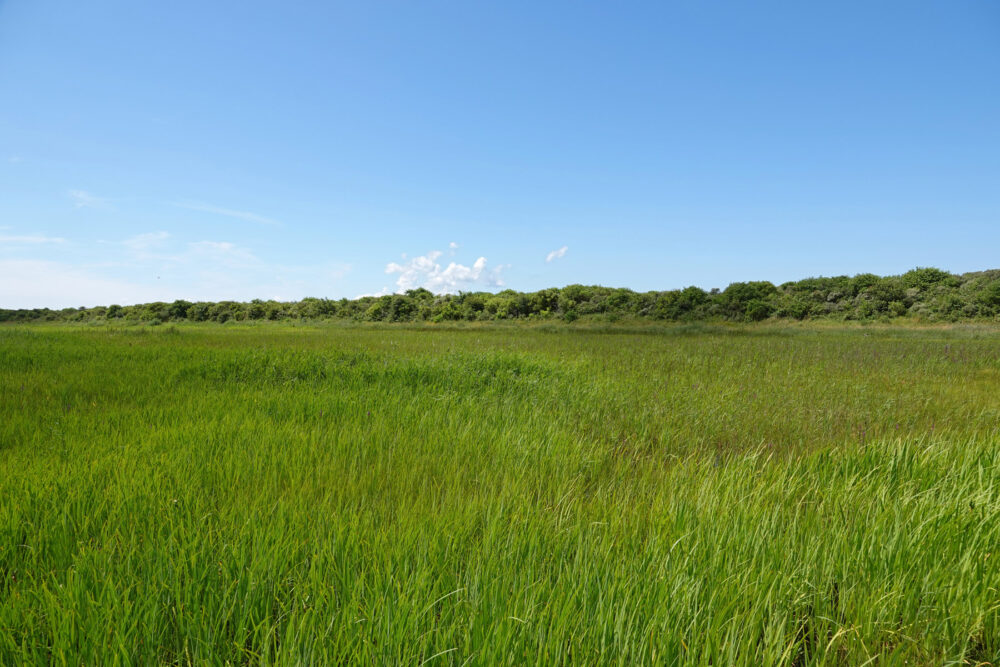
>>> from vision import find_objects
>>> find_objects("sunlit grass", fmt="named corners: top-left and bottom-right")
top-left (1, 323), bottom-right (999, 664)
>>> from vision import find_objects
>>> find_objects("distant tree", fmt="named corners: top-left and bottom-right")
top-left (248, 299), bottom-right (267, 320)
top-left (977, 281), bottom-right (1000, 309)
top-left (139, 302), bottom-right (169, 321)
top-left (484, 295), bottom-right (517, 319)
top-left (187, 303), bottom-right (211, 322)
top-left (744, 299), bottom-right (774, 322)
top-left (388, 294), bottom-right (416, 321)
top-left (364, 296), bottom-right (391, 321)
top-left (849, 273), bottom-right (881, 297)
top-left (859, 278), bottom-right (905, 313)
top-left (168, 300), bottom-right (192, 320)
top-left (8, 266), bottom-right (1000, 326)
top-left (774, 294), bottom-right (811, 320)
top-left (432, 299), bottom-right (464, 322)
top-left (208, 301), bottom-right (242, 323)
top-left (529, 289), bottom-right (560, 316)
top-left (888, 301), bottom-right (908, 317)
top-left (718, 282), bottom-right (777, 320)
top-left (901, 267), bottom-right (955, 292)
top-left (405, 288), bottom-right (434, 302)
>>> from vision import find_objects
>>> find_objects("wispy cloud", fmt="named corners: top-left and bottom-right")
top-left (8, 156), bottom-right (22, 164)
top-left (385, 247), bottom-right (501, 294)
top-left (174, 201), bottom-right (281, 226)
top-left (69, 189), bottom-right (111, 209)
top-left (188, 240), bottom-right (258, 265)
top-left (115, 231), bottom-right (260, 268)
top-left (0, 235), bottom-right (67, 244)
top-left (546, 245), bottom-right (568, 262)
top-left (0, 259), bottom-right (171, 309)
top-left (0, 232), bottom-right (350, 308)
top-left (122, 231), bottom-right (170, 253)
top-left (487, 264), bottom-right (509, 287)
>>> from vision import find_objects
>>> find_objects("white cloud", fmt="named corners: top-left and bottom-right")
top-left (0, 259), bottom-right (172, 309)
top-left (69, 189), bottom-right (110, 209)
top-left (1, 232), bottom-right (351, 308)
top-left (355, 286), bottom-right (392, 299)
top-left (546, 245), bottom-right (568, 262)
top-left (487, 264), bottom-right (509, 287)
top-left (385, 248), bottom-right (494, 293)
top-left (174, 201), bottom-right (280, 226)
top-left (122, 231), bottom-right (169, 253)
top-left (114, 232), bottom-right (257, 267)
top-left (188, 240), bottom-right (257, 265)
top-left (0, 235), bottom-right (66, 244)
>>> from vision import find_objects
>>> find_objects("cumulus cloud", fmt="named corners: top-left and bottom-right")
top-left (174, 201), bottom-right (280, 226)
top-left (355, 286), bottom-right (392, 299)
top-left (385, 249), bottom-right (494, 293)
top-left (546, 245), bottom-right (568, 262)
top-left (69, 189), bottom-right (110, 209)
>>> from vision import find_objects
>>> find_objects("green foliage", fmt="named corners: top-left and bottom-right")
top-left (168, 300), bottom-right (192, 320)
top-left (743, 298), bottom-right (773, 322)
top-left (5, 267), bottom-right (1000, 326)
top-left (719, 281), bottom-right (778, 320)
top-left (901, 267), bottom-right (955, 291)
top-left (978, 280), bottom-right (1000, 309)
top-left (651, 286), bottom-right (708, 320)
top-left (850, 273), bottom-right (881, 296)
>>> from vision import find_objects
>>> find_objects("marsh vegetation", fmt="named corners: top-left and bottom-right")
top-left (1, 323), bottom-right (999, 664)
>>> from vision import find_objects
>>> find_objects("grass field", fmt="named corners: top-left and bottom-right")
top-left (2, 322), bottom-right (999, 665)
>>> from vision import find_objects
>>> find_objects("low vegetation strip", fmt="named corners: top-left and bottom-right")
top-left (4, 266), bottom-right (1000, 325)
top-left (1, 324), bottom-right (999, 664)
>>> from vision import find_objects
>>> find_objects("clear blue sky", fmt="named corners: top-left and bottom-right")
top-left (1, 1), bottom-right (998, 308)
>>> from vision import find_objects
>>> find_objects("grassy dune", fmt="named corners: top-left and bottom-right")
top-left (2, 323), bottom-right (999, 664)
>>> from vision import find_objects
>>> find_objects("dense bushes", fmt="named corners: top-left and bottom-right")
top-left (4, 268), bottom-right (1000, 325)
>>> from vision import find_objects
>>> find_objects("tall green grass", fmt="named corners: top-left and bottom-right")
top-left (1, 323), bottom-right (999, 664)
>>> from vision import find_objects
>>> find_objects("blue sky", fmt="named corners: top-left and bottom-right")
top-left (1, 1), bottom-right (998, 308)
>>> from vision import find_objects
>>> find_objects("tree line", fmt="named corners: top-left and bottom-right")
top-left (4, 267), bottom-right (1000, 325)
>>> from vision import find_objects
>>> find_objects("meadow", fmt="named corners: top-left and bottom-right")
top-left (1, 322), bottom-right (999, 665)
